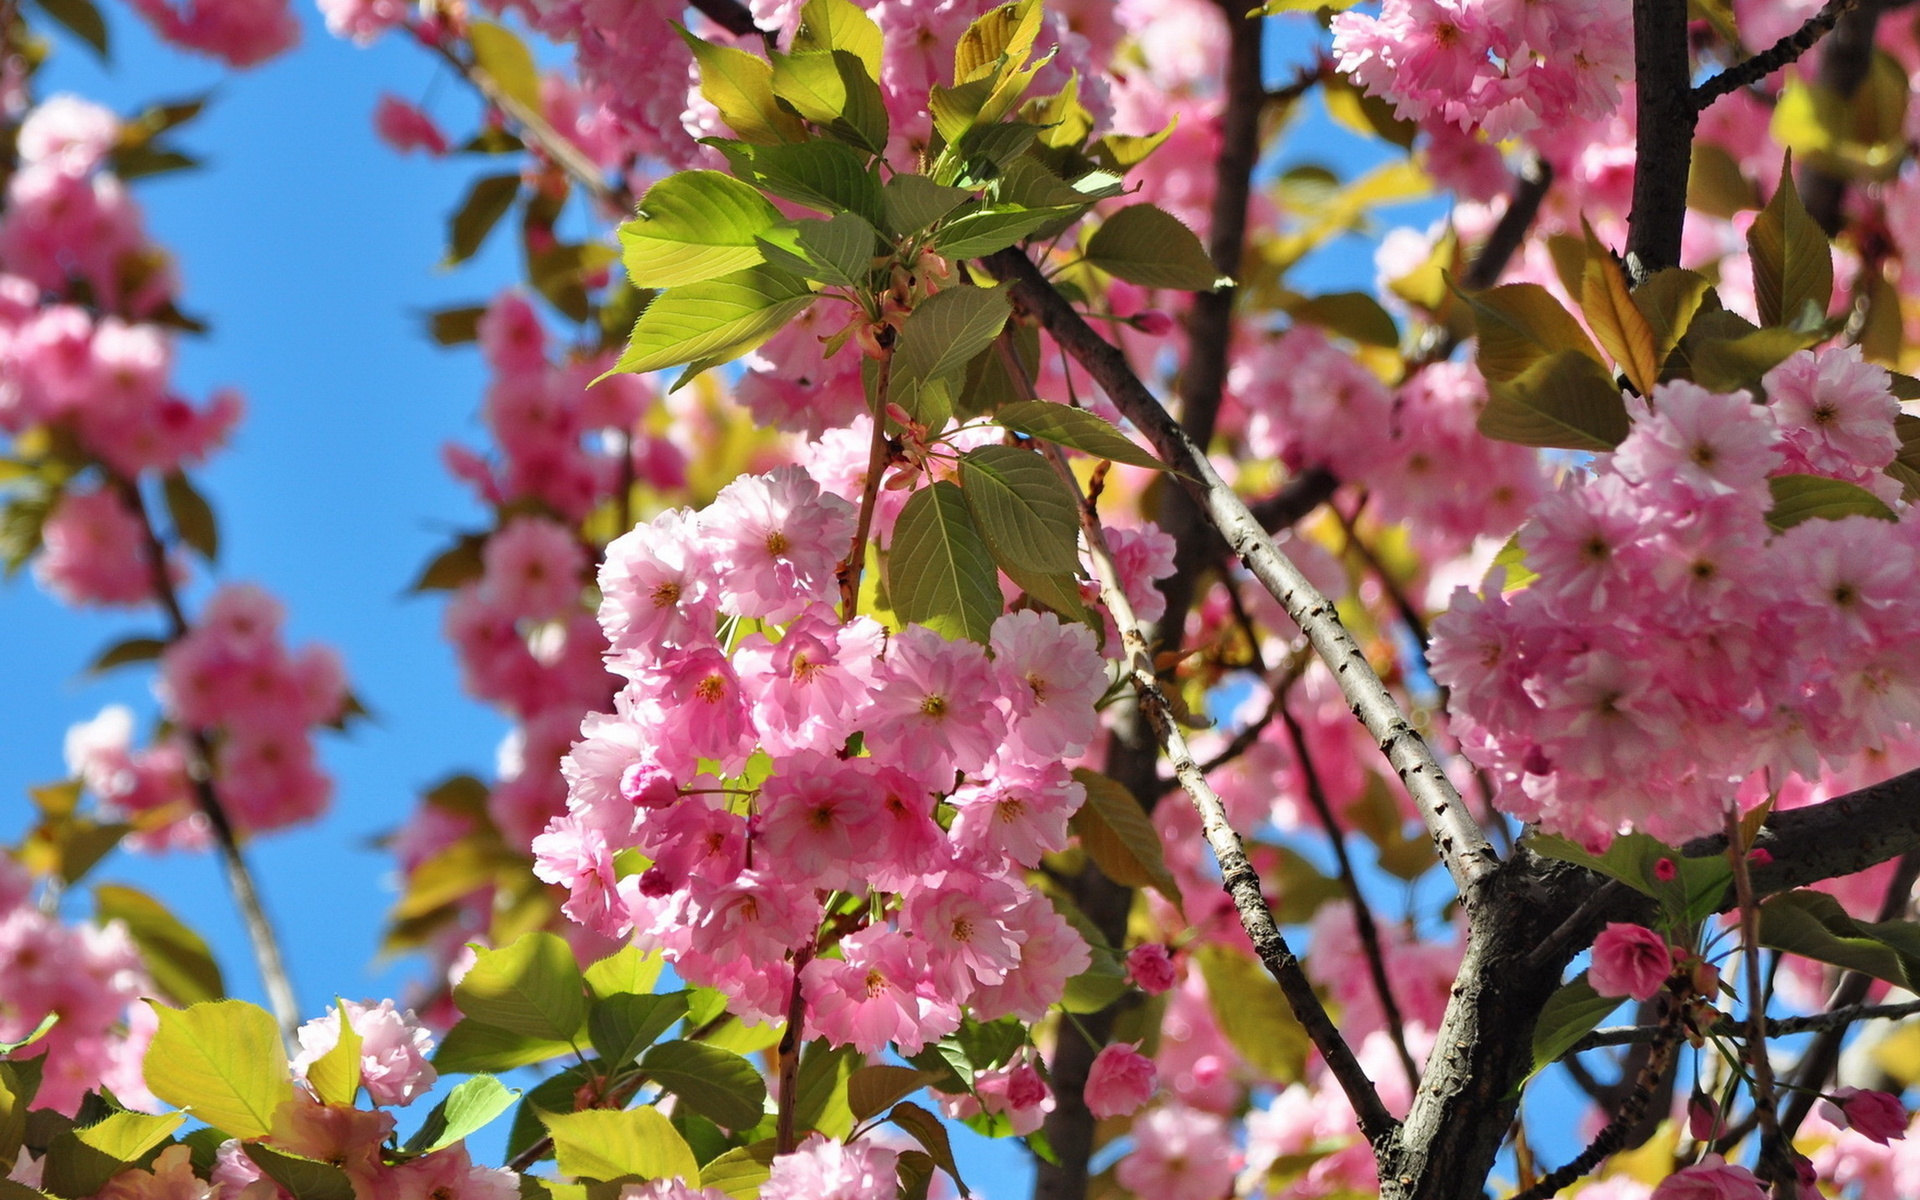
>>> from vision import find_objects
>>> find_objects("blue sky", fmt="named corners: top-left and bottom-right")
top-left (0, 2), bottom-right (1488, 1187)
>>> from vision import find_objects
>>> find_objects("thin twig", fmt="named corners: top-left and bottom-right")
top-left (1279, 699), bottom-right (1423, 1090)
top-left (1691, 0), bottom-right (1859, 110)
top-left (1508, 996), bottom-right (1683, 1200)
top-left (1726, 806), bottom-right (1789, 1184)
top-left (1571, 998), bottom-right (1920, 1053)
top-left (113, 474), bottom-right (301, 1047)
top-left (1460, 153), bottom-right (1554, 292)
top-left (838, 352), bottom-right (893, 619)
top-left (982, 246), bottom-right (1501, 903)
top-left (1044, 441), bottom-right (1400, 1148)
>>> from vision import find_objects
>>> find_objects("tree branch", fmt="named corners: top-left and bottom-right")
top-left (689, 0), bottom-right (760, 38)
top-left (1624, 0), bottom-right (1699, 280)
top-left (1572, 998), bottom-right (1920, 1052)
top-left (113, 474), bottom-right (301, 1048)
top-left (1461, 153), bottom-right (1554, 292)
top-left (981, 245), bottom-right (1501, 903)
top-left (1691, 0), bottom-right (1859, 111)
top-left (1052, 443), bottom-right (1400, 1148)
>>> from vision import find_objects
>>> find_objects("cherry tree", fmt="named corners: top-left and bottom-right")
top-left (5, 0), bottom-right (1920, 1197)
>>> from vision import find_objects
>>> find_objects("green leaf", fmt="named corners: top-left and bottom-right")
top-left (584, 945), bottom-right (664, 1000)
top-left (404, 1074), bottom-right (519, 1155)
top-left (1286, 291), bottom-right (1401, 348)
top-left (639, 1041), bottom-right (768, 1130)
top-left (620, 172), bottom-right (784, 289)
top-left (85, 636), bottom-right (168, 675)
top-left (162, 472), bottom-right (217, 562)
top-left (931, 204), bottom-right (1068, 260)
top-left (883, 174), bottom-right (974, 238)
top-left (791, 1041), bottom-right (858, 1139)
top-left (1527, 973), bottom-right (1622, 1081)
top-left (1682, 321), bottom-right (1823, 392)
top-left (41, 1111), bottom-right (184, 1200)
top-left (608, 266), bottom-right (815, 380)
top-left (755, 212), bottom-right (879, 288)
top-left (94, 884), bottom-right (223, 1008)
top-left (893, 285), bottom-right (1012, 428)
top-left (1477, 349), bottom-right (1629, 451)
top-left (469, 21), bottom-right (542, 111)
top-left (888, 1102), bottom-right (970, 1196)
top-left (453, 932), bottom-right (588, 1043)
top-left (445, 173), bottom-right (521, 266)
top-left (1759, 890), bottom-right (1915, 989)
top-left (994, 400), bottom-right (1167, 470)
top-left (955, 0), bottom-right (1042, 84)
top-left (142, 1000), bottom-right (293, 1140)
top-left (681, 30), bottom-right (806, 147)
top-left (1887, 413), bottom-right (1920, 502)
top-left (1466, 282), bottom-right (1608, 383)
top-left (957, 445), bottom-right (1080, 574)
top-left (847, 1066), bottom-right (933, 1122)
top-left (1630, 268), bottom-right (1714, 372)
top-left (1084, 204), bottom-right (1223, 291)
top-left (1193, 944), bottom-right (1309, 1083)
top-left (410, 533), bottom-right (488, 593)
top-left (426, 305), bottom-right (489, 346)
top-left (542, 1107), bottom-right (699, 1183)
top-left (1748, 156), bottom-right (1833, 329)
top-left (700, 1142), bottom-right (777, 1200)
top-left (792, 0), bottom-right (883, 79)
top-left (713, 140), bottom-right (885, 226)
top-left (1068, 768), bottom-right (1182, 904)
top-left (1765, 474), bottom-right (1898, 531)
top-left (588, 992), bottom-right (690, 1067)
top-left (887, 481), bottom-right (1001, 643)
top-left (28, 0), bottom-right (107, 59)
top-left (241, 1145), bottom-right (355, 1200)
top-left (305, 999), bottom-right (360, 1108)
top-left (110, 146), bottom-right (198, 180)
top-left (771, 50), bottom-right (888, 154)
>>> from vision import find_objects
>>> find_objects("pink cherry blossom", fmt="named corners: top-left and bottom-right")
top-left (802, 926), bottom-right (960, 1055)
top-left (761, 1134), bottom-right (899, 1200)
top-left (1116, 1105), bottom-right (1240, 1200)
top-left (1822, 1088), bottom-right (1910, 1145)
top-left (291, 999), bottom-right (437, 1107)
top-left (1126, 944), bottom-right (1177, 995)
top-left (1086, 1042), bottom-right (1158, 1118)
top-left (1589, 923), bottom-right (1672, 1001)
top-left (1649, 1155), bottom-right (1767, 1200)
top-left (701, 465), bottom-right (856, 622)
top-left (991, 609), bottom-right (1108, 762)
top-left (865, 624), bottom-right (1008, 786)
top-left (374, 94), bottom-right (451, 156)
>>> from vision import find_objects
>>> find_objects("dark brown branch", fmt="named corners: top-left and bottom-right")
top-left (1773, 848), bottom-right (1920, 1146)
top-left (1691, 0), bottom-right (1859, 111)
top-left (1281, 701), bottom-right (1423, 1090)
top-left (689, 0), bottom-right (760, 37)
top-left (1572, 998), bottom-right (1920, 1052)
top-left (1800, 0), bottom-right (1884, 232)
top-left (1509, 999), bottom-right (1683, 1200)
top-left (1625, 0), bottom-right (1700, 280)
top-left (1247, 467), bottom-right (1339, 530)
top-left (1461, 154), bottom-right (1554, 292)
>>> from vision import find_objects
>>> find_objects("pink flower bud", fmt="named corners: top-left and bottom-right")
top-left (1747, 848), bottom-right (1772, 867)
top-left (1653, 857), bottom-right (1677, 882)
top-left (1688, 1090), bottom-right (1720, 1142)
top-left (1130, 310), bottom-right (1175, 337)
top-left (1821, 1087), bottom-right (1909, 1145)
top-left (1649, 1154), bottom-right (1765, 1199)
top-left (1085, 1043), bottom-right (1157, 1119)
top-left (1126, 944), bottom-right (1177, 995)
top-left (1589, 922), bottom-right (1672, 1001)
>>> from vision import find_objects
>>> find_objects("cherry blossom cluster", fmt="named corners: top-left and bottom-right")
top-left (1232, 332), bottom-right (1550, 558)
top-left (1432, 348), bottom-right (1920, 846)
top-left (123, 0), bottom-right (299, 67)
top-left (1331, 0), bottom-right (1632, 142)
top-left (0, 858), bottom-right (152, 1116)
top-left (533, 465), bottom-right (1112, 1050)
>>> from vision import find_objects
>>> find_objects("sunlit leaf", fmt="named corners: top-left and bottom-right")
top-left (1085, 204), bottom-right (1224, 290)
top-left (886, 481), bottom-right (1001, 643)
top-left (143, 1000), bottom-right (292, 1139)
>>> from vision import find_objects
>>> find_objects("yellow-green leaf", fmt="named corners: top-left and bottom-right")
top-left (954, 0), bottom-right (1041, 85)
top-left (143, 1000), bottom-right (292, 1140)
top-left (792, 0), bottom-right (883, 79)
top-left (468, 21), bottom-right (542, 112)
top-left (305, 999), bottom-right (361, 1108)
top-left (584, 944), bottom-right (664, 1000)
top-left (1193, 945), bottom-right (1309, 1083)
top-left (639, 1041), bottom-right (768, 1130)
top-left (619, 171), bottom-right (783, 289)
top-left (1477, 349), bottom-right (1628, 451)
top-left (94, 884), bottom-right (223, 1007)
top-left (453, 932), bottom-right (588, 1043)
top-left (607, 266), bottom-right (815, 381)
top-left (993, 400), bottom-right (1166, 471)
top-left (1629, 268), bottom-right (1714, 373)
top-left (542, 1107), bottom-right (698, 1183)
top-left (1465, 282), bottom-right (1607, 383)
top-left (681, 29), bottom-right (807, 146)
